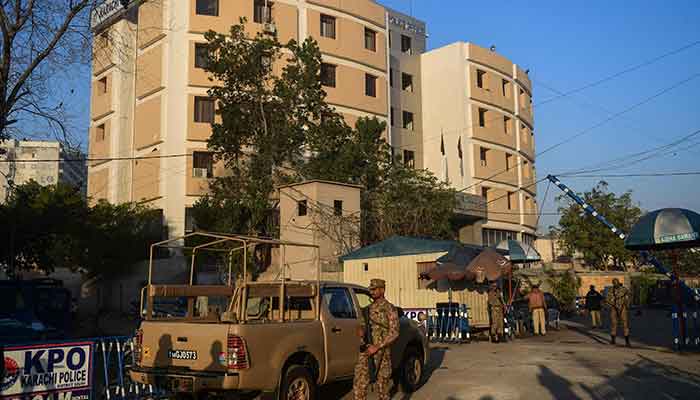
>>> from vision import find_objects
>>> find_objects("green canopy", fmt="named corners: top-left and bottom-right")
top-left (625, 208), bottom-right (700, 250)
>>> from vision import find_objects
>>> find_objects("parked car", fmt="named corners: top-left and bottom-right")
top-left (129, 281), bottom-right (429, 399)
top-left (0, 278), bottom-right (71, 339)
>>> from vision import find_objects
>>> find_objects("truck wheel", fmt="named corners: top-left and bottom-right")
top-left (278, 365), bottom-right (317, 400)
top-left (399, 347), bottom-right (423, 393)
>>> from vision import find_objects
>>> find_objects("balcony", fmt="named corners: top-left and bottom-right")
top-left (453, 192), bottom-right (487, 225)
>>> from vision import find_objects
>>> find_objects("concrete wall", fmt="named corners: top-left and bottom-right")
top-left (279, 180), bottom-right (361, 280)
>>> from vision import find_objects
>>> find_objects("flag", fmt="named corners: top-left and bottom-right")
top-left (440, 132), bottom-right (448, 182)
top-left (458, 136), bottom-right (464, 177)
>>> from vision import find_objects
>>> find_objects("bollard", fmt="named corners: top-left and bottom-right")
top-left (693, 308), bottom-right (700, 347)
top-left (672, 305), bottom-right (681, 351)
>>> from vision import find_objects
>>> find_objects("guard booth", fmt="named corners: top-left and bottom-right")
top-left (341, 236), bottom-right (490, 329)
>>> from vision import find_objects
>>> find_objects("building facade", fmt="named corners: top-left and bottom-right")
top-left (420, 42), bottom-right (537, 245)
top-left (87, 0), bottom-right (534, 245)
top-left (0, 140), bottom-right (87, 202)
top-left (88, 0), bottom-right (426, 237)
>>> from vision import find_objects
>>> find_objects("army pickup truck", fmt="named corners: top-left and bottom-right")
top-left (128, 280), bottom-right (429, 400)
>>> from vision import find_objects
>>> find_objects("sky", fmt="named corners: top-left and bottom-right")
top-left (34, 0), bottom-right (700, 234)
top-left (381, 0), bottom-right (700, 232)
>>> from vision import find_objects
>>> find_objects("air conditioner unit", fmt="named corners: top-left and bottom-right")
top-left (263, 23), bottom-right (277, 34)
top-left (193, 168), bottom-right (208, 178)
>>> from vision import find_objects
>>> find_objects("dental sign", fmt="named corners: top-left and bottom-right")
top-left (90, 0), bottom-right (139, 31)
top-left (1, 342), bottom-right (93, 400)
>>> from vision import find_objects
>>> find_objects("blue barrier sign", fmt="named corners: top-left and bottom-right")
top-left (2, 342), bottom-right (93, 400)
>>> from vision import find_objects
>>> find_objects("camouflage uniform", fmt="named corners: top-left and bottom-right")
top-left (488, 286), bottom-right (505, 338)
top-left (605, 283), bottom-right (631, 337)
top-left (353, 280), bottom-right (400, 400)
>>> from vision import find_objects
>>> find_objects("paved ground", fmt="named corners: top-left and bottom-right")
top-left (317, 310), bottom-right (700, 400)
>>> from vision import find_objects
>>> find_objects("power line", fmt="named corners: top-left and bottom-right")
top-left (560, 171), bottom-right (700, 178)
top-left (457, 71), bottom-right (700, 194)
top-left (537, 40), bottom-right (700, 106)
top-left (0, 152), bottom-right (195, 163)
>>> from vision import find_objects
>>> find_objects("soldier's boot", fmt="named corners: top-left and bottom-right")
top-left (625, 336), bottom-right (631, 347)
top-left (610, 335), bottom-right (616, 345)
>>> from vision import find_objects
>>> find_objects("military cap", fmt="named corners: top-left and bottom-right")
top-left (369, 278), bottom-right (386, 289)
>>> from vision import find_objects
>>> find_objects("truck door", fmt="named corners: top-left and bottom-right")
top-left (321, 287), bottom-right (362, 380)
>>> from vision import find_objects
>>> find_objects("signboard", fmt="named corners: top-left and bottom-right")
top-left (1, 342), bottom-right (93, 400)
top-left (403, 308), bottom-right (428, 322)
top-left (90, 0), bottom-right (139, 31)
top-left (388, 15), bottom-right (425, 36)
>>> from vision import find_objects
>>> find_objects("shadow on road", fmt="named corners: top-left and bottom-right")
top-left (316, 347), bottom-right (449, 400)
top-left (534, 353), bottom-right (700, 399)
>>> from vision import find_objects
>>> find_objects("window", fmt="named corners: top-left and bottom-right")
top-left (185, 207), bottom-right (196, 232)
top-left (480, 147), bottom-right (488, 166)
top-left (521, 124), bottom-right (529, 143)
top-left (481, 187), bottom-right (488, 199)
top-left (98, 76), bottom-right (108, 94)
top-left (402, 111), bottom-right (414, 130)
top-left (192, 151), bottom-right (213, 178)
top-left (362, 263), bottom-right (369, 272)
top-left (320, 14), bottom-right (336, 39)
top-left (334, 200), bottom-right (343, 216)
top-left (389, 69), bottom-right (394, 87)
top-left (417, 262), bottom-right (435, 289)
top-left (323, 287), bottom-right (356, 319)
top-left (353, 289), bottom-right (372, 308)
top-left (320, 63), bottom-right (336, 87)
top-left (364, 28), bottom-right (376, 51)
top-left (196, 0), bottom-right (218, 16)
top-left (478, 108), bottom-right (487, 127)
top-left (504, 116), bottom-right (511, 135)
top-left (401, 73), bottom-right (413, 92)
top-left (482, 228), bottom-right (516, 247)
top-left (502, 79), bottom-right (509, 97)
top-left (525, 195), bottom-right (531, 211)
top-left (507, 191), bottom-right (513, 210)
top-left (390, 107), bottom-right (395, 126)
top-left (403, 150), bottom-right (415, 168)
top-left (523, 160), bottom-right (530, 177)
top-left (96, 124), bottom-right (105, 142)
top-left (194, 97), bottom-right (215, 123)
top-left (194, 43), bottom-right (209, 69)
top-left (401, 34), bottom-right (412, 54)
top-left (298, 200), bottom-right (308, 216)
top-left (365, 74), bottom-right (377, 97)
top-left (506, 153), bottom-right (513, 170)
top-left (253, 0), bottom-right (272, 24)
top-left (476, 69), bottom-right (486, 88)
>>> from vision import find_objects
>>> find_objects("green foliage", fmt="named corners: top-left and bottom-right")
top-left (552, 181), bottom-right (642, 270)
top-left (194, 21), bottom-right (458, 249)
top-left (546, 272), bottom-right (581, 313)
top-left (0, 181), bottom-right (162, 276)
top-left (632, 271), bottom-right (658, 305)
top-left (652, 249), bottom-right (700, 276)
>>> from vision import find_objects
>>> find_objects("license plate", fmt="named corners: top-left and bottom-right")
top-left (168, 350), bottom-right (198, 360)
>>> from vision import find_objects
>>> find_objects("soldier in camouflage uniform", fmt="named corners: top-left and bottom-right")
top-left (605, 278), bottom-right (631, 347)
top-left (488, 282), bottom-right (505, 343)
top-left (353, 279), bottom-right (400, 400)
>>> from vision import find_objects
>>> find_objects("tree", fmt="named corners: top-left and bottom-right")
top-left (652, 249), bottom-right (700, 276)
top-left (546, 271), bottom-right (581, 314)
top-left (194, 21), bottom-right (458, 265)
top-left (0, 0), bottom-right (98, 142)
top-left (0, 181), bottom-right (162, 276)
top-left (552, 181), bottom-right (642, 270)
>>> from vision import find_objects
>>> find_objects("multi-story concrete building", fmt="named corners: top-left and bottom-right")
top-left (88, 0), bottom-right (426, 237)
top-left (87, 0), bottom-right (533, 245)
top-left (0, 139), bottom-right (87, 201)
top-left (421, 42), bottom-right (537, 246)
